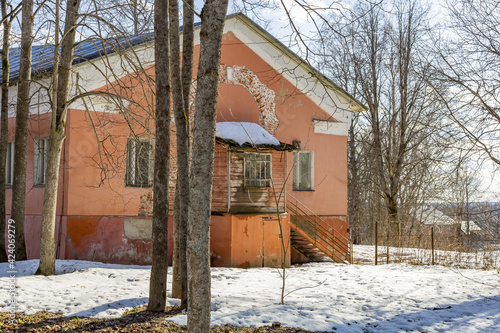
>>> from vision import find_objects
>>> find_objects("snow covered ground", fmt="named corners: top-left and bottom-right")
top-left (1, 246), bottom-right (500, 332)
top-left (354, 244), bottom-right (500, 270)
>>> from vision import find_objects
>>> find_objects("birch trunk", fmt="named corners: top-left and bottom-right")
top-left (187, 0), bottom-right (228, 330)
top-left (147, 0), bottom-right (170, 312)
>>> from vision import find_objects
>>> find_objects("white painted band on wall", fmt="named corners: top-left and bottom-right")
top-left (312, 120), bottom-right (349, 136)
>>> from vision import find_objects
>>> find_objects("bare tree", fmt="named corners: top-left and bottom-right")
top-left (147, 0), bottom-right (170, 312)
top-left (431, 0), bottom-right (499, 168)
top-left (443, 161), bottom-right (481, 247)
top-left (187, 0), bottom-right (229, 329)
top-left (36, 0), bottom-right (82, 275)
top-left (170, 0), bottom-right (193, 309)
top-left (0, 0), bottom-right (9, 263)
top-left (11, 0), bottom-right (34, 261)
top-left (320, 0), bottom-right (448, 246)
top-left (0, 1), bottom-right (21, 262)
top-left (95, 0), bottom-right (153, 35)
top-left (31, 0), bottom-right (158, 275)
top-left (1, 0), bottom-right (159, 266)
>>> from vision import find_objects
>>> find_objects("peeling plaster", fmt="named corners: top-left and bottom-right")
top-left (276, 88), bottom-right (304, 109)
top-left (124, 218), bottom-right (152, 240)
top-left (190, 65), bottom-right (279, 135)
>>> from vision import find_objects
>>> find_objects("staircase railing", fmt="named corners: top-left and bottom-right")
top-left (286, 192), bottom-right (351, 263)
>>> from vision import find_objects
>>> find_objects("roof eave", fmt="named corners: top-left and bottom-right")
top-left (231, 13), bottom-right (367, 113)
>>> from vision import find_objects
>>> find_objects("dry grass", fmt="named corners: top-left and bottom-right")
top-left (0, 306), bottom-right (324, 332)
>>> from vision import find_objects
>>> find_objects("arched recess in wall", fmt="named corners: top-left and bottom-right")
top-left (189, 65), bottom-right (279, 135)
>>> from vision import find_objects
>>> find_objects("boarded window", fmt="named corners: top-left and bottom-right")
top-left (6, 141), bottom-right (14, 186)
top-left (293, 151), bottom-right (314, 190)
top-left (126, 138), bottom-right (153, 187)
top-left (244, 153), bottom-right (272, 187)
top-left (34, 138), bottom-right (50, 185)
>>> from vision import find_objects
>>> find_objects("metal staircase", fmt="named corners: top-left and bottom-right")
top-left (290, 230), bottom-right (333, 262)
top-left (286, 193), bottom-right (351, 264)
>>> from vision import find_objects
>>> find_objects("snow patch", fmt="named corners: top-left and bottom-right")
top-left (215, 122), bottom-right (280, 146)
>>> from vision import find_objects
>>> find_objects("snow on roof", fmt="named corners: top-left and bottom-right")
top-left (215, 122), bottom-right (280, 146)
top-left (416, 206), bottom-right (457, 225)
top-left (460, 221), bottom-right (481, 234)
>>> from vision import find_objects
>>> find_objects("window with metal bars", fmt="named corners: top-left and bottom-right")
top-left (34, 138), bottom-right (50, 185)
top-left (293, 151), bottom-right (314, 191)
top-left (244, 153), bottom-right (272, 187)
top-left (126, 138), bottom-right (153, 187)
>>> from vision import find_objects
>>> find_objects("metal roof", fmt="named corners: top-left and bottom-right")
top-left (1, 32), bottom-right (156, 83)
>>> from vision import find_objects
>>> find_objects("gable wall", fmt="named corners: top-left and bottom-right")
top-left (217, 32), bottom-right (349, 216)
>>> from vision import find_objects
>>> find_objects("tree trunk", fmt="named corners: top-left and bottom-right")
top-left (148, 0), bottom-right (170, 312)
top-left (36, 0), bottom-right (81, 276)
top-left (187, 0), bottom-right (228, 331)
top-left (387, 198), bottom-right (399, 247)
top-left (11, 0), bottom-right (34, 261)
top-left (347, 116), bottom-right (358, 245)
top-left (172, 184), bottom-right (182, 299)
top-left (170, 0), bottom-right (193, 309)
top-left (0, 0), bottom-right (11, 262)
top-left (181, 0), bottom-right (194, 124)
top-left (36, 130), bottom-right (64, 275)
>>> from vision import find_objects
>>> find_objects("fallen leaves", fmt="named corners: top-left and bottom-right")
top-left (0, 307), bottom-right (326, 333)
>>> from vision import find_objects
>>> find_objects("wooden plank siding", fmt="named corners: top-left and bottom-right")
top-left (144, 143), bottom-right (287, 216)
top-left (226, 149), bottom-right (287, 214)
top-left (166, 144), bottom-right (229, 215)
top-left (212, 144), bottom-right (230, 212)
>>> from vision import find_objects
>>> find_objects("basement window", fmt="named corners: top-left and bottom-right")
top-left (126, 138), bottom-right (154, 187)
top-left (34, 138), bottom-right (50, 185)
top-left (293, 151), bottom-right (314, 191)
top-left (244, 153), bottom-right (272, 187)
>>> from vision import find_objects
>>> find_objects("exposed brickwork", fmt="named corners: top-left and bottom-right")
top-left (190, 64), bottom-right (278, 134)
top-left (138, 191), bottom-right (153, 216)
top-left (138, 160), bottom-right (177, 217)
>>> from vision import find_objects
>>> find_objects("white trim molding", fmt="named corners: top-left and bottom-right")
top-left (313, 120), bottom-right (350, 136)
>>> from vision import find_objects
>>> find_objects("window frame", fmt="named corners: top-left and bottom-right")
top-left (244, 152), bottom-right (272, 188)
top-left (34, 138), bottom-right (50, 186)
top-left (293, 150), bottom-right (314, 191)
top-left (5, 141), bottom-right (14, 186)
top-left (126, 137), bottom-right (154, 187)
